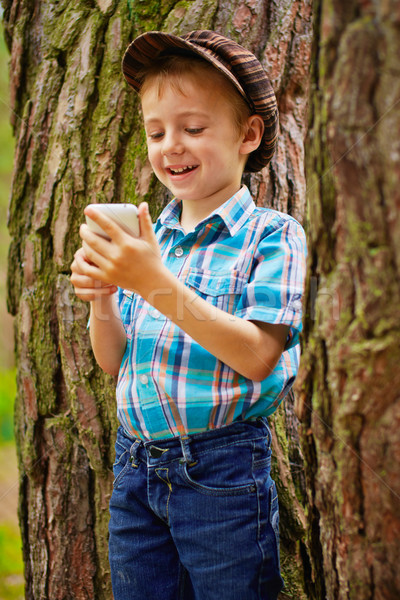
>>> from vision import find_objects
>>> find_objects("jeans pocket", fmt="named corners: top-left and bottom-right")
top-left (179, 444), bottom-right (257, 497)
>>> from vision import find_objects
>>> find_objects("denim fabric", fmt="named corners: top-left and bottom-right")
top-left (109, 419), bottom-right (284, 600)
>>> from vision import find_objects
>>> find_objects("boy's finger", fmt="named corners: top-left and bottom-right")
top-left (79, 222), bottom-right (110, 246)
top-left (83, 207), bottom-right (122, 240)
top-left (81, 240), bottom-right (107, 274)
top-left (71, 270), bottom-right (112, 290)
top-left (74, 286), bottom-right (117, 301)
top-left (72, 247), bottom-right (95, 272)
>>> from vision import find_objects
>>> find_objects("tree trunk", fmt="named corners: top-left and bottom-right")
top-left (3, 0), bottom-right (312, 597)
top-left (297, 0), bottom-right (400, 598)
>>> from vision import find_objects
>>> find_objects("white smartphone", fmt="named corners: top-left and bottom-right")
top-left (85, 203), bottom-right (140, 239)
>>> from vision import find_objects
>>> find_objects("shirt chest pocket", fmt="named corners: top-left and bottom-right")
top-left (185, 268), bottom-right (247, 314)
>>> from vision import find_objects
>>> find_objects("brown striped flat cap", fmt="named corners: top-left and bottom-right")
top-left (122, 30), bottom-right (278, 172)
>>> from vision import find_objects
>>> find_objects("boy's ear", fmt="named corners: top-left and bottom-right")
top-left (239, 115), bottom-right (265, 156)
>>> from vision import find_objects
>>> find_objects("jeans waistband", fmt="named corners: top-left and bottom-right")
top-left (120, 418), bottom-right (271, 468)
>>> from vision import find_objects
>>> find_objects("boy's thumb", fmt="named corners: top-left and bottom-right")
top-left (138, 202), bottom-right (155, 239)
top-left (138, 202), bottom-right (161, 259)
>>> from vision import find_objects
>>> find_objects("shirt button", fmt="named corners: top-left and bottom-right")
top-left (292, 299), bottom-right (302, 311)
top-left (151, 308), bottom-right (160, 319)
top-left (139, 374), bottom-right (149, 385)
top-left (174, 246), bottom-right (184, 257)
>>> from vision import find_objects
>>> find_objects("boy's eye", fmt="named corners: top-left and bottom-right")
top-left (185, 128), bottom-right (204, 135)
top-left (148, 132), bottom-right (164, 140)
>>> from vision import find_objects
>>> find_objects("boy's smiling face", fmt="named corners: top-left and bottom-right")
top-left (141, 71), bottom-right (252, 218)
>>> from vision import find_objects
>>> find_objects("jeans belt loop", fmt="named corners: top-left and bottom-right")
top-left (129, 440), bottom-right (141, 468)
top-left (179, 435), bottom-right (197, 467)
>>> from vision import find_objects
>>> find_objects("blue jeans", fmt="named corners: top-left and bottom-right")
top-left (109, 419), bottom-right (284, 600)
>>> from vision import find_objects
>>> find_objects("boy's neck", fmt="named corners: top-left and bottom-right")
top-left (179, 184), bottom-right (243, 233)
top-left (179, 204), bottom-right (209, 233)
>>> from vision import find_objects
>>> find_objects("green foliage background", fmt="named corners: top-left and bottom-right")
top-left (0, 19), bottom-right (15, 442)
top-left (0, 16), bottom-right (24, 600)
top-left (0, 21), bottom-right (13, 352)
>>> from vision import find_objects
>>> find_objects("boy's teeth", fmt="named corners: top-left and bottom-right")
top-left (170, 166), bottom-right (194, 174)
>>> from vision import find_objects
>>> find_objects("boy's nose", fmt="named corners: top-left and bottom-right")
top-left (162, 131), bottom-right (184, 155)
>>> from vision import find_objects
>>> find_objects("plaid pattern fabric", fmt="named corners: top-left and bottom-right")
top-left (115, 187), bottom-right (307, 440)
top-left (122, 30), bottom-right (278, 172)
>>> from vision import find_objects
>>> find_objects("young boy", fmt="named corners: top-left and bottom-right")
top-left (71, 30), bottom-right (306, 600)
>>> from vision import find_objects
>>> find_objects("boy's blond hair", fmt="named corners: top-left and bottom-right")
top-left (139, 54), bottom-right (252, 140)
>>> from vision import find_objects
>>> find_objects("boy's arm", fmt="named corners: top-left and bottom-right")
top-left (71, 248), bottom-right (127, 376)
top-left (145, 270), bottom-right (289, 381)
top-left (78, 203), bottom-right (288, 381)
top-left (89, 295), bottom-right (127, 376)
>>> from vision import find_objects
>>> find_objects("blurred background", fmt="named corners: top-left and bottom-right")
top-left (0, 17), bottom-right (24, 600)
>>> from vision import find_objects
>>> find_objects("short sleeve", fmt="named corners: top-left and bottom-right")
top-left (235, 215), bottom-right (307, 350)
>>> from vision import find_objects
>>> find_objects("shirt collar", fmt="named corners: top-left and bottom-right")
top-left (158, 186), bottom-right (256, 237)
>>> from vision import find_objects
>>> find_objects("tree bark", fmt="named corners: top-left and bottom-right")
top-left (297, 0), bottom-right (400, 598)
top-left (3, 0), bottom-right (313, 597)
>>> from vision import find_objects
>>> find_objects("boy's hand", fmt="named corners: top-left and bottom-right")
top-left (77, 202), bottom-right (164, 296)
top-left (70, 247), bottom-right (118, 301)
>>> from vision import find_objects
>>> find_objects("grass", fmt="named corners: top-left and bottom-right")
top-left (0, 370), bottom-right (23, 600)
top-left (0, 522), bottom-right (24, 600)
top-left (0, 440), bottom-right (24, 600)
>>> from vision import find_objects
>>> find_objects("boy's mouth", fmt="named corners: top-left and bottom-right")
top-left (167, 165), bottom-right (198, 175)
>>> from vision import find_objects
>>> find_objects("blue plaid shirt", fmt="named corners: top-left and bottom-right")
top-left (116, 186), bottom-right (307, 440)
